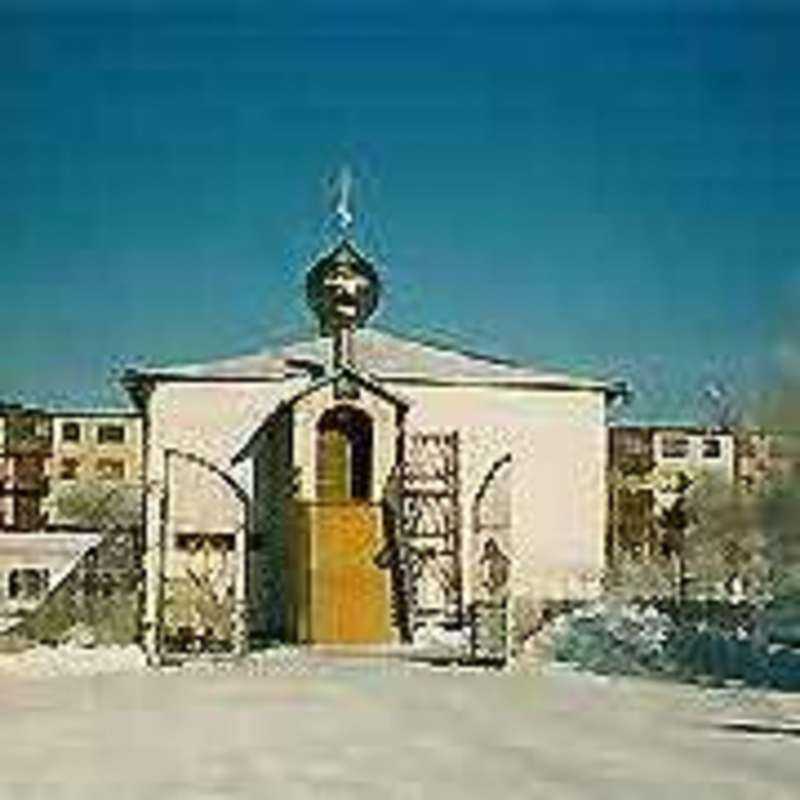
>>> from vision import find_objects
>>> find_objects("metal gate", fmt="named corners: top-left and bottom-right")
top-left (395, 431), bottom-right (463, 633)
top-left (471, 453), bottom-right (512, 603)
top-left (467, 453), bottom-right (512, 663)
top-left (157, 449), bottom-right (249, 657)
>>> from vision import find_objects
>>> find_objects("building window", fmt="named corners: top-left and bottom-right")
top-left (175, 532), bottom-right (236, 552)
top-left (661, 435), bottom-right (689, 459)
top-left (620, 432), bottom-right (649, 455)
top-left (702, 437), bottom-right (722, 459)
top-left (96, 459), bottom-right (125, 481)
top-left (10, 416), bottom-right (37, 443)
top-left (13, 489), bottom-right (43, 531)
top-left (61, 422), bottom-right (81, 443)
top-left (8, 568), bottom-right (49, 601)
top-left (60, 458), bottom-right (80, 480)
top-left (97, 424), bottom-right (125, 444)
top-left (5, 414), bottom-right (52, 452)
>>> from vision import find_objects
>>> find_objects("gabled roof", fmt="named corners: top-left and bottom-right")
top-left (281, 364), bottom-right (409, 411)
top-left (231, 365), bottom-right (408, 465)
top-left (128, 327), bottom-right (616, 393)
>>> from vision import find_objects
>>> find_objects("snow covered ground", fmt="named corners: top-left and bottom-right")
top-left (0, 642), bottom-right (147, 679)
top-left (0, 646), bottom-right (799, 798)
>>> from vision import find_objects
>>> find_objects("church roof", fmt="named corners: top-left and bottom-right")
top-left (231, 364), bottom-right (409, 465)
top-left (129, 327), bottom-right (616, 393)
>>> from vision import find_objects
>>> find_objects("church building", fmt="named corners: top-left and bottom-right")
top-left (123, 225), bottom-right (620, 660)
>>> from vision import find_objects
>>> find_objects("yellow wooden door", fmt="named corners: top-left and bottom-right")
top-left (316, 428), bottom-right (350, 501)
top-left (310, 502), bottom-right (391, 644)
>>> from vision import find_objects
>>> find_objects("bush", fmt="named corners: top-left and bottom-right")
top-left (665, 624), bottom-right (755, 684)
top-left (767, 646), bottom-right (800, 691)
top-left (549, 600), bottom-right (800, 691)
top-left (18, 586), bottom-right (140, 647)
top-left (551, 601), bottom-right (675, 676)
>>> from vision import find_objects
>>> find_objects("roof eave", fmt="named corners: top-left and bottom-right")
top-left (123, 370), bottom-right (304, 383)
top-left (124, 369), bottom-right (617, 395)
top-left (377, 374), bottom-right (617, 393)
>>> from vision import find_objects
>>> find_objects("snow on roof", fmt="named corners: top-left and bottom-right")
top-left (131, 327), bottom-right (614, 392)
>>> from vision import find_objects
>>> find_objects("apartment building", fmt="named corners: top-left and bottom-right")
top-left (0, 405), bottom-right (142, 628)
top-left (46, 410), bottom-right (143, 529)
top-left (735, 429), bottom-right (800, 493)
top-left (608, 426), bottom-right (736, 561)
top-left (0, 404), bottom-right (52, 532)
top-left (607, 425), bottom-right (797, 563)
top-left (0, 406), bottom-right (142, 531)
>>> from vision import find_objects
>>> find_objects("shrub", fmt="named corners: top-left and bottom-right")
top-left (550, 601), bottom-right (675, 676)
top-left (549, 600), bottom-right (800, 691)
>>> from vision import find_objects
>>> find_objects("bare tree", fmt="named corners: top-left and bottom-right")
top-left (21, 480), bottom-right (147, 645)
top-left (53, 480), bottom-right (143, 532)
top-left (683, 473), bottom-right (770, 604)
top-left (760, 479), bottom-right (800, 601)
top-left (702, 381), bottom-right (742, 432)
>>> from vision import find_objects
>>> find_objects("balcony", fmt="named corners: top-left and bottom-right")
top-left (2, 415), bottom-right (53, 456)
top-left (0, 476), bottom-right (50, 495)
top-left (0, 513), bottom-right (49, 532)
top-left (3, 434), bottom-right (53, 456)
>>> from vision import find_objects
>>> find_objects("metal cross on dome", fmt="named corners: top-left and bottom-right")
top-left (306, 166), bottom-right (381, 344)
top-left (332, 165), bottom-right (354, 235)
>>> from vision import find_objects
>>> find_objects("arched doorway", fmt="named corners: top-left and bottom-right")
top-left (306, 404), bottom-right (391, 643)
top-left (316, 405), bottom-right (373, 502)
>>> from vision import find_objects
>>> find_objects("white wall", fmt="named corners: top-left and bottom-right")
top-left (143, 379), bottom-right (306, 646)
top-left (142, 377), bottom-right (609, 649)
top-left (400, 385), bottom-right (608, 602)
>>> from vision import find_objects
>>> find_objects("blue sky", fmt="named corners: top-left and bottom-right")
top-left (1, 0), bottom-right (797, 422)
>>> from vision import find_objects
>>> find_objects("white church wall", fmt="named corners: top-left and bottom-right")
top-left (143, 379), bottom-right (305, 645)
top-left (146, 379), bottom-right (305, 521)
top-left (141, 374), bottom-right (609, 651)
top-left (398, 384), bottom-right (607, 604)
